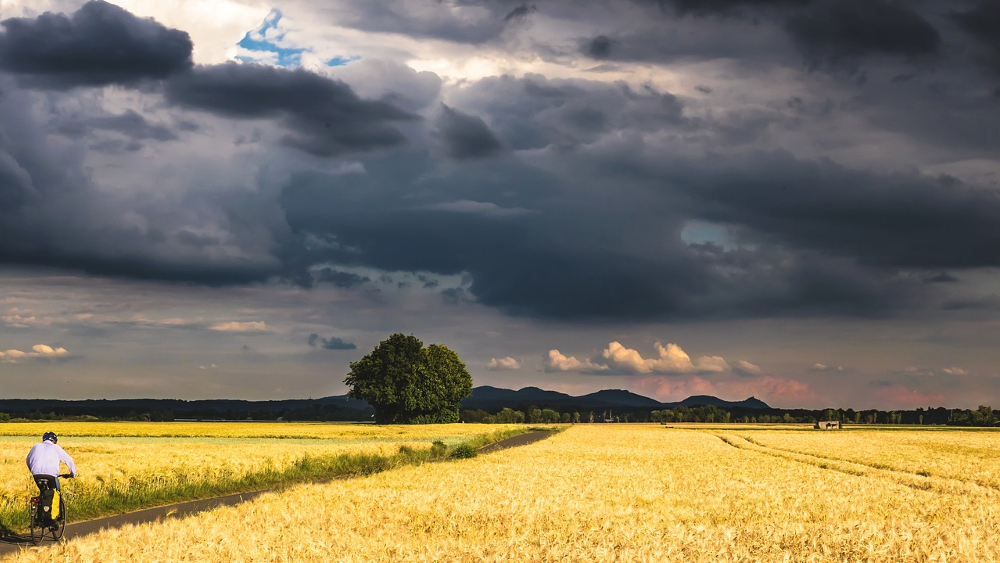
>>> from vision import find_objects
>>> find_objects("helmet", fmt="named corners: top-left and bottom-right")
top-left (42, 431), bottom-right (57, 443)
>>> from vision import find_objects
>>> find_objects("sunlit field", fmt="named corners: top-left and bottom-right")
top-left (10, 424), bottom-right (1000, 562)
top-left (0, 421), bottom-right (511, 441)
top-left (722, 427), bottom-right (1000, 488)
top-left (0, 422), bottom-right (523, 531)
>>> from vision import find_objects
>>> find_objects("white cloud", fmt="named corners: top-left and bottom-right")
top-left (0, 344), bottom-right (69, 363)
top-left (209, 321), bottom-right (269, 333)
top-left (601, 341), bottom-right (729, 375)
top-left (110, 0), bottom-right (270, 65)
top-left (543, 350), bottom-right (607, 373)
top-left (131, 314), bottom-right (203, 328)
top-left (890, 366), bottom-right (967, 377)
top-left (895, 366), bottom-right (938, 377)
top-left (545, 341), bottom-right (730, 375)
top-left (2, 309), bottom-right (44, 328)
top-left (810, 363), bottom-right (845, 372)
top-left (487, 356), bottom-right (522, 371)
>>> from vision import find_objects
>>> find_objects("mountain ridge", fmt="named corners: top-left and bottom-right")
top-left (461, 386), bottom-right (769, 411)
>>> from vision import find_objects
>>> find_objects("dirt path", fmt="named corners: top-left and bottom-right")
top-left (0, 429), bottom-right (554, 555)
top-left (478, 429), bottom-right (553, 454)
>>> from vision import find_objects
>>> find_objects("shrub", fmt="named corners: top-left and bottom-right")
top-left (430, 441), bottom-right (448, 458)
top-left (449, 444), bottom-right (478, 459)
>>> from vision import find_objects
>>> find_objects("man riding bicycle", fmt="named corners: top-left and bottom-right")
top-left (26, 431), bottom-right (75, 537)
top-left (27, 432), bottom-right (76, 531)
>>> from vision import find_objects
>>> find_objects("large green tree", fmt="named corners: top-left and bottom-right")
top-left (344, 333), bottom-right (473, 424)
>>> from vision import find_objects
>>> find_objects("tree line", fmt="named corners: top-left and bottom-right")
top-left (460, 405), bottom-right (1000, 426)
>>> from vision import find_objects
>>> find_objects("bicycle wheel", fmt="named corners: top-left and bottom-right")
top-left (28, 501), bottom-right (44, 545)
top-left (52, 498), bottom-right (66, 540)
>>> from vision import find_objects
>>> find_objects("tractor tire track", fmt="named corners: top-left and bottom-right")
top-left (708, 431), bottom-right (1000, 498)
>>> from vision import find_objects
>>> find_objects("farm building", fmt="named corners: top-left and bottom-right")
top-left (814, 420), bottom-right (840, 430)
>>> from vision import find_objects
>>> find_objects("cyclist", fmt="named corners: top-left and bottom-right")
top-left (26, 431), bottom-right (76, 529)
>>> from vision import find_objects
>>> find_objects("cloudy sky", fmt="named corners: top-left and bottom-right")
top-left (1, 0), bottom-right (998, 408)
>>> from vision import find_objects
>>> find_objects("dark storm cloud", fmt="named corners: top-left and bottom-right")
top-left (3, 1), bottom-right (998, 326)
top-left (308, 333), bottom-right (357, 350)
top-left (0, 82), bottom-right (284, 286)
top-left (670, 151), bottom-right (1000, 270)
top-left (279, 161), bottom-right (707, 319)
top-left (54, 110), bottom-right (178, 143)
top-left (504, 4), bottom-right (537, 22)
top-left (314, 268), bottom-right (370, 288)
top-left (952, 1), bottom-right (1000, 52)
top-left (657, 0), bottom-right (809, 16)
top-left (268, 72), bottom-right (997, 320)
top-left (435, 104), bottom-right (504, 159)
top-left (320, 0), bottom-right (521, 44)
top-left (0, 84), bottom-right (85, 216)
top-left (0, 1), bottom-right (193, 89)
top-left (785, 0), bottom-right (941, 69)
top-left (449, 74), bottom-right (686, 151)
top-left (579, 0), bottom-right (943, 73)
top-left (942, 296), bottom-right (1000, 311)
top-left (164, 63), bottom-right (417, 157)
top-left (275, 131), bottom-right (924, 320)
top-left (924, 272), bottom-right (960, 284)
top-left (952, 1), bottom-right (1000, 74)
top-left (588, 36), bottom-right (613, 59)
top-left (278, 156), bottom-right (923, 320)
top-left (582, 27), bottom-right (792, 65)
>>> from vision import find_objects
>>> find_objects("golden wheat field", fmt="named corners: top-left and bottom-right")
top-left (0, 422), bottom-right (521, 528)
top-left (0, 421), bottom-right (510, 441)
top-left (10, 424), bottom-right (1000, 562)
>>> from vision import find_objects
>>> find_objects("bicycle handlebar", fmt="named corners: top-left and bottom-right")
top-left (58, 473), bottom-right (73, 479)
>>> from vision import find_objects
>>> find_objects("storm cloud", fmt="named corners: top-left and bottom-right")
top-left (164, 63), bottom-right (417, 157)
top-left (670, 151), bottom-right (1000, 270)
top-left (1, 0), bottom-right (999, 323)
top-left (785, 0), bottom-right (941, 69)
top-left (952, 0), bottom-right (1000, 76)
top-left (659, 0), bottom-right (809, 16)
top-left (0, 0), bottom-right (193, 89)
top-left (435, 104), bottom-right (504, 160)
top-left (53, 110), bottom-right (179, 147)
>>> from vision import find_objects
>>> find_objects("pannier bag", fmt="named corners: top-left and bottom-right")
top-left (39, 489), bottom-right (55, 521)
top-left (51, 489), bottom-right (60, 520)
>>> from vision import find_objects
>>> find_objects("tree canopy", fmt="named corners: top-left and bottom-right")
top-left (344, 333), bottom-right (473, 424)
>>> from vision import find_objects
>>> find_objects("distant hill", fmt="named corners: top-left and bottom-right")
top-left (0, 386), bottom-right (768, 421)
top-left (460, 386), bottom-right (769, 411)
top-left (577, 389), bottom-right (664, 408)
top-left (468, 386), bottom-right (576, 406)
top-left (675, 395), bottom-right (771, 409)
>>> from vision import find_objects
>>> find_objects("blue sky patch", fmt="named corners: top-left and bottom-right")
top-left (237, 9), bottom-right (306, 68)
top-left (327, 55), bottom-right (362, 67)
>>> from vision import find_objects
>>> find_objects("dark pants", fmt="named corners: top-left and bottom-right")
top-left (33, 474), bottom-right (60, 492)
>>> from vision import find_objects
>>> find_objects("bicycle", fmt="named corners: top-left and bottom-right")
top-left (28, 474), bottom-right (71, 545)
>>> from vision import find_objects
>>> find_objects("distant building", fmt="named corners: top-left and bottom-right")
top-left (814, 420), bottom-right (840, 430)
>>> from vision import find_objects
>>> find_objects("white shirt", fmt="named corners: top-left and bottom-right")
top-left (25, 440), bottom-right (76, 477)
